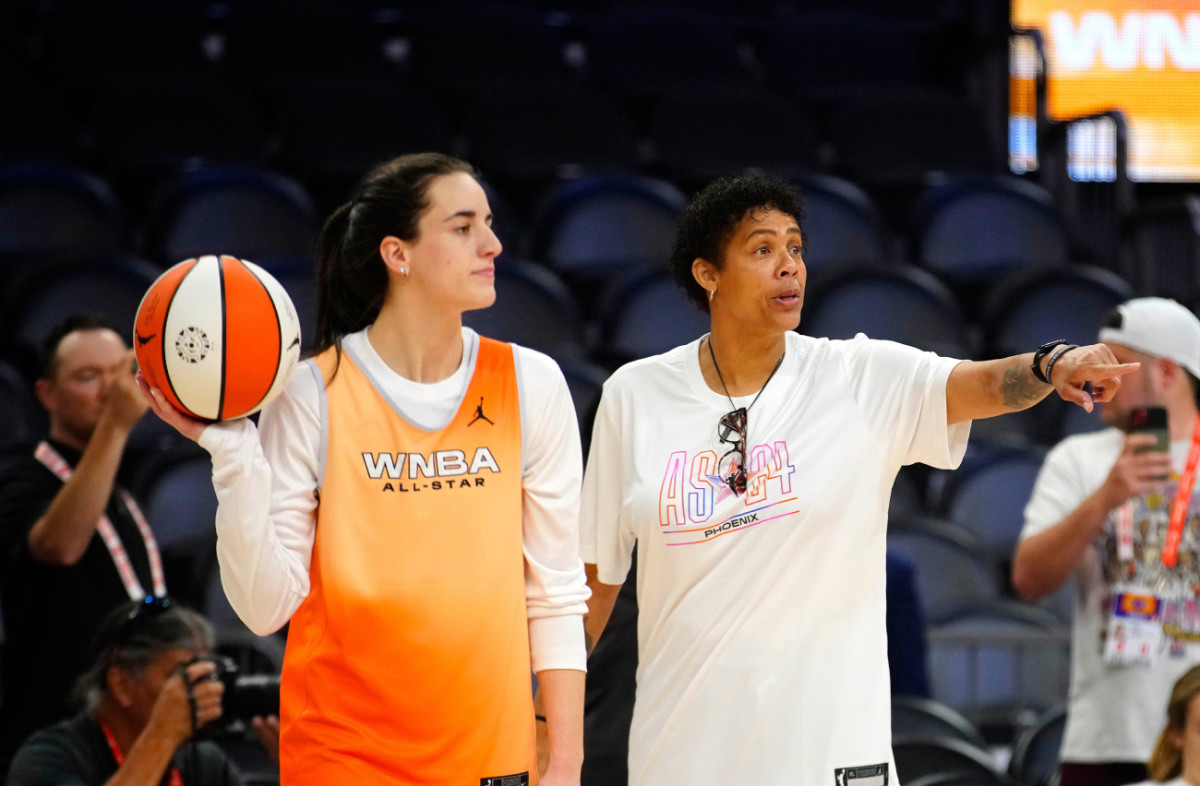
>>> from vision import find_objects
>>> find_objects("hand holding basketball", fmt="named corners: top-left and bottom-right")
top-left (137, 373), bottom-right (207, 442)
top-left (134, 255), bottom-right (302, 422)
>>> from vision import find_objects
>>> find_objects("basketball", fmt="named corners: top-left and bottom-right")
top-left (133, 254), bottom-right (302, 422)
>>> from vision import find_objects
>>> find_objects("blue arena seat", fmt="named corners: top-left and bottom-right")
top-left (4, 255), bottom-right (159, 347)
top-left (926, 601), bottom-right (1070, 723)
top-left (892, 696), bottom-right (988, 749)
top-left (461, 258), bottom-right (586, 361)
top-left (0, 162), bottom-right (123, 260)
top-left (146, 167), bottom-right (320, 264)
top-left (983, 265), bottom-right (1134, 359)
top-left (917, 176), bottom-right (1071, 285)
top-left (801, 265), bottom-right (974, 359)
top-left (1009, 704), bottom-right (1067, 786)
top-left (791, 174), bottom-right (889, 275)
top-left (892, 735), bottom-right (1004, 786)
top-left (937, 444), bottom-right (1048, 575)
top-left (886, 514), bottom-right (1000, 625)
top-left (597, 271), bottom-right (710, 365)
top-left (529, 173), bottom-right (686, 279)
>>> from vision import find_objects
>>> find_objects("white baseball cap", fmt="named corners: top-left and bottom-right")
top-left (1098, 297), bottom-right (1200, 379)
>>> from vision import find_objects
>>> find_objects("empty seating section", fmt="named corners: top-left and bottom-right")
top-left (5, 2), bottom-right (1198, 772)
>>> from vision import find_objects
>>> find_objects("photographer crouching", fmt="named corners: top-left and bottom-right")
top-left (7, 597), bottom-right (279, 785)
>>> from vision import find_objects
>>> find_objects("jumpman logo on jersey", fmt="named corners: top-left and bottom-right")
top-left (468, 397), bottom-right (494, 426)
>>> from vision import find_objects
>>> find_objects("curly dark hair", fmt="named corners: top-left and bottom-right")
top-left (669, 175), bottom-right (806, 313)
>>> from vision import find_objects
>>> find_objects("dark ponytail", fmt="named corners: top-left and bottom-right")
top-left (314, 153), bottom-right (478, 353)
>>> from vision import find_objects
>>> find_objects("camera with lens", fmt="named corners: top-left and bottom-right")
top-left (182, 654), bottom-right (280, 735)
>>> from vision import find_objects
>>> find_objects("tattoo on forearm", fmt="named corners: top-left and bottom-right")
top-left (1000, 362), bottom-right (1047, 409)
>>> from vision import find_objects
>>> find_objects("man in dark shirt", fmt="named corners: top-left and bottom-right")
top-left (0, 316), bottom-right (158, 772)
top-left (7, 597), bottom-right (244, 785)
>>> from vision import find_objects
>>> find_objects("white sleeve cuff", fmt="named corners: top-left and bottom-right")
top-left (529, 614), bottom-right (587, 673)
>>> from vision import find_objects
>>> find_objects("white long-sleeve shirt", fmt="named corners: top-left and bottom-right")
top-left (197, 327), bottom-right (590, 672)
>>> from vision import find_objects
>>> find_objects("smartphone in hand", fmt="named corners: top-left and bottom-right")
top-left (1130, 406), bottom-right (1169, 454)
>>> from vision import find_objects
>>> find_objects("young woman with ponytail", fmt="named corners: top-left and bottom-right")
top-left (1137, 665), bottom-right (1200, 785)
top-left (140, 153), bottom-right (588, 785)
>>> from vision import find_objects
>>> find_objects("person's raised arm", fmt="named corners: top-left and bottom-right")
top-left (1013, 432), bottom-right (1171, 600)
top-left (27, 351), bottom-right (147, 565)
top-left (945, 343), bottom-right (1138, 425)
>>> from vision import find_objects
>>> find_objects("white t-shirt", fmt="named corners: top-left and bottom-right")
top-left (197, 328), bottom-right (590, 672)
top-left (1129, 779), bottom-right (1192, 786)
top-left (581, 332), bottom-right (969, 785)
top-left (1021, 428), bottom-right (1200, 763)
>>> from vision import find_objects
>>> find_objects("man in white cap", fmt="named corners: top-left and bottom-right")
top-left (1014, 297), bottom-right (1200, 786)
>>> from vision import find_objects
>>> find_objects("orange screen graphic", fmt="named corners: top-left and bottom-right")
top-left (1012, 0), bottom-right (1200, 181)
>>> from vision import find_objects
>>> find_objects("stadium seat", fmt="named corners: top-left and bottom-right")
top-left (892, 735), bottom-right (1003, 785)
top-left (937, 443), bottom-right (1048, 577)
top-left (886, 514), bottom-right (999, 625)
top-left (461, 258), bottom-right (586, 361)
top-left (983, 265), bottom-right (1134, 359)
top-left (463, 79), bottom-right (637, 186)
top-left (146, 167), bottom-right (320, 264)
top-left (647, 83), bottom-right (819, 184)
top-left (892, 696), bottom-right (988, 749)
top-left (529, 173), bottom-right (686, 279)
top-left (916, 176), bottom-right (1071, 285)
top-left (926, 601), bottom-right (1070, 723)
top-left (3, 255), bottom-right (160, 347)
top-left (828, 89), bottom-right (995, 188)
top-left (597, 271), bottom-right (710, 365)
top-left (133, 444), bottom-right (217, 553)
top-left (791, 174), bottom-right (889, 275)
top-left (801, 265), bottom-right (974, 359)
top-left (1009, 704), bottom-right (1066, 786)
top-left (0, 162), bottom-right (123, 260)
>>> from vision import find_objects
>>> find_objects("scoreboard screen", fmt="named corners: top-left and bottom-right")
top-left (1012, 1), bottom-right (1200, 181)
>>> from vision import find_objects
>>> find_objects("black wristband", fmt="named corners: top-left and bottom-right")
top-left (1044, 344), bottom-right (1079, 385)
top-left (1031, 339), bottom-right (1068, 384)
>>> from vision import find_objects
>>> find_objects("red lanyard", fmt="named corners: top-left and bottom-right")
top-left (98, 719), bottom-right (184, 786)
top-left (1163, 416), bottom-right (1200, 568)
top-left (33, 441), bottom-right (167, 600)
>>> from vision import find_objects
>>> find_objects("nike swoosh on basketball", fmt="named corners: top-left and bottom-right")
top-left (136, 332), bottom-right (156, 347)
top-left (288, 336), bottom-right (300, 350)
